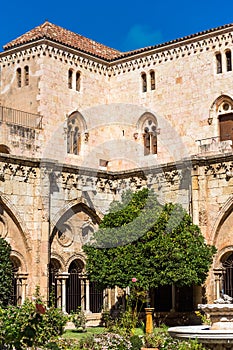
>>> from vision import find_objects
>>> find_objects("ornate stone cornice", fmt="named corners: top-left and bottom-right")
top-left (1, 27), bottom-right (233, 76)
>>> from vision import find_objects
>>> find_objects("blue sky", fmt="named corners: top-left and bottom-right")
top-left (1, 0), bottom-right (233, 53)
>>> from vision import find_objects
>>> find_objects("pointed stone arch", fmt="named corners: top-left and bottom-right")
top-left (50, 197), bottom-right (102, 238)
top-left (0, 192), bottom-right (32, 251)
top-left (66, 111), bottom-right (88, 155)
top-left (67, 111), bottom-right (88, 132)
top-left (211, 194), bottom-right (233, 246)
top-left (136, 112), bottom-right (159, 155)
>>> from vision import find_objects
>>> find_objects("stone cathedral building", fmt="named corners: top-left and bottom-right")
top-left (1, 21), bottom-right (233, 322)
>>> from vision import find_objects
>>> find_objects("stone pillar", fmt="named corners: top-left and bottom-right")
top-left (81, 276), bottom-right (85, 310)
top-left (57, 273), bottom-right (69, 313)
top-left (191, 169), bottom-right (199, 225)
top-left (19, 273), bottom-right (28, 305)
top-left (214, 268), bottom-right (225, 300)
top-left (85, 279), bottom-right (90, 313)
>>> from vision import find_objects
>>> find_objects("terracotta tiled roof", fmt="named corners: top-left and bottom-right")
top-left (3, 21), bottom-right (122, 60)
top-left (3, 22), bottom-right (233, 62)
top-left (116, 23), bottom-right (233, 60)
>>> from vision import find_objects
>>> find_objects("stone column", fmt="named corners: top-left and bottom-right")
top-left (57, 273), bottom-right (69, 313)
top-left (85, 279), bottom-right (90, 313)
top-left (19, 273), bottom-right (28, 305)
top-left (191, 167), bottom-right (199, 225)
top-left (214, 268), bottom-right (225, 300)
top-left (81, 276), bottom-right (85, 311)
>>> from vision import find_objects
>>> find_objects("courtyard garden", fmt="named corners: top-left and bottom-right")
top-left (0, 189), bottom-right (216, 349)
top-left (0, 296), bottom-right (207, 349)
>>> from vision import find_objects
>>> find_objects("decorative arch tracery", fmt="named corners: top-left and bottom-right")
top-left (67, 111), bottom-right (88, 155)
top-left (209, 95), bottom-right (233, 144)
top-left (137, 112), bottom-right (159, 155)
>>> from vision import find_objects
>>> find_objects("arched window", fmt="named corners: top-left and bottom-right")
top-left (67, 120), bottom-right (80, 155)
top-left (226, 50), bottom-right (232, 72)
top-left (137, 113), bottom-right (158, 156)
top-left (68, 69), bottom-right (73, 89)
top-left (218, 99), bottom-right (233, 143)
top-left (16, 68), bottom-right (22, 87)
top-left (76, 72), bottom-right (81, 91)
top-left (216, 53), bottom-right (222, 74)
top-left (141, 72), bottom-right (147, 92)
top-left (67, 112), bottom-right (87, 155)
top-left (24, 66), bottom-right (29, 86)
top-left (143, 118), bottom-right (158, 155)
top-left (150, 70), bottom-right (155, 90)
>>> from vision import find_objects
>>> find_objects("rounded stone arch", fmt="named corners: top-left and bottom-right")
top-left (0, 193), bottom-right (32, 251)
top-left (0, 144), bottom-right (10, 154)
top-left (10, 250), bottom-right (27, 273)
top-left (66, 253), bottom-right (86, 272)
top-left (209, 94), bottom-right (233, 128)
top-left (50, 253), bottom-right (65, 272)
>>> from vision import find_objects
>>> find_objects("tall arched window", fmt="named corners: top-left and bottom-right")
top-left (143, 124), bottom-right (157, 155)
top-left (24, 66), bottom-right (29, 86)
top-left (68, 69), bottom-right (73, 89)
top-left (16, 68), bottom-right (22, 87)
top-left (76, 72), bottom-right (81, 91)
top-left (67, 121), bottom-right (80, 155)
top-left (141, 73), bottom-right (147, 92)
top-left (226, 50), bottom-right (232, 72)
top-left (150, 70), bottom-right (155, 90)
top-left (67, 112), bottom-right (87, 155)
top-left (216, 53), bottom-right (222, 74)
top-left (137, 113), bottom-right (158, 155)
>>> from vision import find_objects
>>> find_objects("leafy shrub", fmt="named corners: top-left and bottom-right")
top-left (0, 238), bottom-right (13, 306)
top-left (130, 334), bottom-right (143, 350)
top-left (0, 297), bottom-right (68, 349)
top-left (70, 307), bottom-right (87, 332)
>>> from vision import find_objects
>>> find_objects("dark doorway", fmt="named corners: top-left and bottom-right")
top-left (223, 253), bottom-right (233, 297)
top-left (66, 259), bottom-right (84, 313)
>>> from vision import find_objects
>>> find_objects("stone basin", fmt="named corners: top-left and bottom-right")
top-left (168, 304), bottom-right (233, 349)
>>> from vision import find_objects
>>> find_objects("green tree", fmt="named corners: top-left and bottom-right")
top-left (0, 237), bottom-right (13, 305)
top-left (83, 188), bottom-right (216, 291)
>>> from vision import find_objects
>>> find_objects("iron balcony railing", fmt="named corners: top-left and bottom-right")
top-left (0, 106), bottom-right (42, 129)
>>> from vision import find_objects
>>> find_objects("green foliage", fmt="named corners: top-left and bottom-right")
top-left (84, 189), bottom-right (217, 291)
top-left (0, 293), bottom-right (68, 349)
top-left (0, 237), bottom-right (13, 306)
top-left (129, 334), bottom-right (143, 350)
top-left (70, 307), bottom-right (87, 332)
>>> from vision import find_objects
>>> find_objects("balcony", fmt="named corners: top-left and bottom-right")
top-left (0, 106), bottom-right (42, 129)
top-left (196, 136), bottom-right (232, 155)
top-left (0, 106), bottom-right (43, 154)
